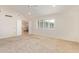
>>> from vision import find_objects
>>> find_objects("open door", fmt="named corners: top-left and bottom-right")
top-left (17, 19), bottom-right (22, 36)
top-left (22, 20), bottom-right (29, 35)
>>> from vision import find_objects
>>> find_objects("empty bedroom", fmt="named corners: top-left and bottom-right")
top-left (0, 5), bottom-right (79, 52)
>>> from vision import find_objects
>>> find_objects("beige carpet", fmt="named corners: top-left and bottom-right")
top-left (0, 33), bottom-right (79, 52)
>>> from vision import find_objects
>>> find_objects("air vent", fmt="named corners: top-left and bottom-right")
top-left (5, 15), bottom-right (13, 17)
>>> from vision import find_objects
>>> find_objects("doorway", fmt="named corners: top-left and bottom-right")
top-left (22, 20), bottom-right (29, 35)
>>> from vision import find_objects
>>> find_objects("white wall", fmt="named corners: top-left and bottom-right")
top-left (0, 8), bottom-right (22, 39)
top-left (29, 7), bottom-right (79, 42)
top-left (0, 13), bottom-right (16, 39)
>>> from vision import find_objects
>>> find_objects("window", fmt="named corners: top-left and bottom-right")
top-left (37, 19), bottom-right (55, 30)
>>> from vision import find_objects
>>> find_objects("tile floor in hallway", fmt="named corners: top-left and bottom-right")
top-left (0, 32), bottom-right (79, 52)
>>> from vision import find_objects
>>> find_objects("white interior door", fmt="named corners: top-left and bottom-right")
top-left (16, 20), bottom-right (22, 36)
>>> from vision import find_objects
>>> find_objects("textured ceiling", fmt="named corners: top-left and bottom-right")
top-left (0, 5), bottom-right (69, 17)
top-left (0, 5), bottom-right (78, 22)
top-left (0, 5), bottom-right (78, 20)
